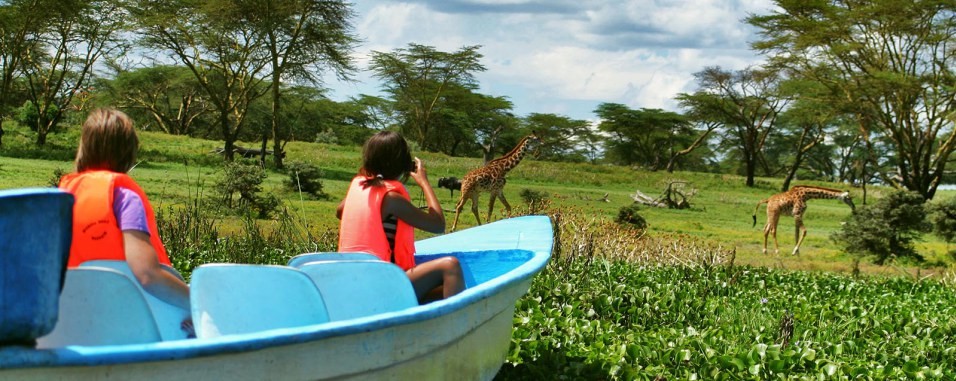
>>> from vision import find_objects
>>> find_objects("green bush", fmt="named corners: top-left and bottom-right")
top-left (928, 196), bottom-right (956, 243)
top-left (16, 101), bottom-right (60, 132)
top-left (314, 128), bottom-right (339, 145)
top-left (615, 203), bottom-right (647, 229)
top-left (831, 189), bottom-right (930, 265)
top-left (48, 167), bottom-right (68, 187)
top-left (519, 188), bottom-right (548, 204)
top-left (286, 161), bottom-right (327, 199)
top-left (215, 160), bottom-right (280, 218)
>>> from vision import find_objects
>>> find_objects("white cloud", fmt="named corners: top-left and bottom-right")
top-left (327, 0), bottom-right (776, 120)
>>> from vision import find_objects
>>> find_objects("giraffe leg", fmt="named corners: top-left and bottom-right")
top-left (792, 217), bottom-right (808, 255)
top-left (498, 191), bottom-right (512, 217)
top-left (451, 190), bottom-right (468, 232)
top-left (769, 215), bottom-right (781, 254)
top-left (486, 192), bottom-right (498, 223)
top-left (470, 192), bottom-right (482, 226)
top-left (762, 223), bottom-right (771, 254)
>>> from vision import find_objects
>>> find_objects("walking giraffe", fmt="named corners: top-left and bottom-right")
top-left (752, 185), bottom-right (855, 255)
top-left (451, 132), bottom-right (540, 231)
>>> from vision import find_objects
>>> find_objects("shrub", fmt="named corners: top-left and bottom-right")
top-left (48, 167), bottom-right (68, 187)
top-left (520, 188), bottom-right (549, 204)
top-left (215, 160), bottom-right (280, 218)
top-left (831, 189), bottom-right (930, 265)
top-left (286, 161), bottom-right (327, 199)
top-left (615, 203), bottom-right (647, 230)
top-left (927, 196), bottom-right (956, 243)
top-left (16, 101), bottom-right (60, 132)
top-left (519, 188), bottom-right (550, 214)
top-left (314, 128), bottom-right (339, 145)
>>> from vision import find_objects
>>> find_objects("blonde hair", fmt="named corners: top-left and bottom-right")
top-left (75, 108), bottom-right (138, 173)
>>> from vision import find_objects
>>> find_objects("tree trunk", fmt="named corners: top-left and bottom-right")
top-left (35, 129), bottom-right (47, 146)
top-left (745, 154), bottom-right (756, 187)
top-left (270, 69), bottom-right (285, 169)
top-left (34, 114), bottom-right (51, 146)
top-left (260, 133), bottom-right (268, 167)
top-left (220, 111), bottom-right (235, 161)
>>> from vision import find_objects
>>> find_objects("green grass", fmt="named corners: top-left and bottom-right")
top-left (1, 123), bottom-right (952, 275)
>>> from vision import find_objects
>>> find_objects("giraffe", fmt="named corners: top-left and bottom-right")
top-left (752, 185), bottom-right (855, 255)
top-left (450, 132), bottom-right (540, 231)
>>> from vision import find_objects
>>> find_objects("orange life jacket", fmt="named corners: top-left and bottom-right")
top-left (59, 170), bottom-right (170, 268)
top-left (338, 176), bottom-right (416, 270)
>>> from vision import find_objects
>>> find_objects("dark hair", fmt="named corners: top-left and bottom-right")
top-left (75, 108), bottom-right (138, 173)
top-left (360, 131), bottom-right (412, 183)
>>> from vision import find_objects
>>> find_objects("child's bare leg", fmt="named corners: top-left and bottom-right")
top-left (406, 256), bottom-right (464, 303)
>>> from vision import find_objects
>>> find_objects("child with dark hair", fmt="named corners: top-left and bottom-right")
top-left (337, 131), bottom-right (464, 302)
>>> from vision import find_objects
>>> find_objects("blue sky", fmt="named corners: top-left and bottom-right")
top-left (322, 0), bottom-right (777, 122)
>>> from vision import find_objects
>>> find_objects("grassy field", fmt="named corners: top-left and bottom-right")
top-left (2, 123), bottom-right (951, 276)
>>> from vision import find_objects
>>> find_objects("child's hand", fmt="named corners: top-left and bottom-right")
top-left (181, 317), bottom-right (196, 338)
top-left (410, 157), bottom-right (428, 182)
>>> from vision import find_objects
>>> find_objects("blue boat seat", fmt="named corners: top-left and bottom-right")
top-left (36, 267), bottom-right (162, 348)
top-left (190, 264), bottom-right (330, 338)
top-left (79, 260), bottom-right (190, 341)
top-left (299, 261), bottom-right (419, 321)
top-left (0, 188), bottom-right (73, 344)
top-left (287, 252), bottom-right (380, 268)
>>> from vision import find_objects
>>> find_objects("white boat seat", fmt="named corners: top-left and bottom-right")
top-left (79, 260), bottom-right (190, 341)
top-left (36, 267), bottom-right (162, 348)
top-left (190, 264), bottom-right (330, 338)
top-left (299, 261), bottom-right (419, 321)
top-left (287, 252), bottom-right (380, 268)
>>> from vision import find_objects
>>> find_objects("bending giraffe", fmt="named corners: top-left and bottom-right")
top-left (451, 132), bottom-right (540, 231)
top-left (752, 185), bottom-right (855, 255)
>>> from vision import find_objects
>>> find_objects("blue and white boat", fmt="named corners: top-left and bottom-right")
top-left (0, 188), bottom-right (552, 380)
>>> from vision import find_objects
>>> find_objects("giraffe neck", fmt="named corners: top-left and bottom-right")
top-left (793, 186), bottom-right (846, 201)
top-left (488, 136), bottom-right (531, 173)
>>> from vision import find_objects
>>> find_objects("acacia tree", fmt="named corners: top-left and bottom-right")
top-left (369, 44), bottom-right (485, 151)
top-left (132, 0), bottom-right (270, 161)
top-left (106, 65), bottom-right (211, 135)
top-left (255, 0), bottom-right (358, 168)
top-left (748, 0), bottom-right (956, 199)
top-left (596, 103), bottom-right (709, 171)
top-left (677, 66), bottom-right (788, 186)
top-left (432, 87), bottom-right (515, 160)
top-left (0, 0), bottom-right (47, 147)
top-left (524, 113), bottom-right (595, 163)
top-left (19, 0), bottom-right (126, 146)
top-left (765, 78), bottom-right (841, 191)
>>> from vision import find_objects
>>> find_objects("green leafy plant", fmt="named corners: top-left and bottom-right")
top-left (615, 203), bottom-right (647, 230)
top-left (927, 196), bottom-right (956, 261)
top-left (928, 196), bottom-right (956, 243)
top-left (831, 189), bottom-right (930, 265)
top-left (215, 160), bottom-right (280, 218)
top-left (519, 188), bottom-right (550, 214)
top-left (48, 167), bottom-right (68, 187)
top-left (286, 161), bottom-right (327, 199)
top-left (16, 101), bottom-right (60, 132)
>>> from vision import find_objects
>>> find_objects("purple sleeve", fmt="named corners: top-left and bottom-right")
top-left (113, 187), bottom-right (150, 235)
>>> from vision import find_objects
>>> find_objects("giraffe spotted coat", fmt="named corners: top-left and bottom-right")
top-left (752, 185), bottom-right (855, 255)
top-left (451, 133), bottom-right (540, 231)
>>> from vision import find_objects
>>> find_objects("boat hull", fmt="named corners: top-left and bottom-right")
top-left (1, 279), bottom-right (527, 380)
